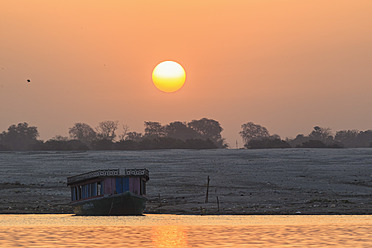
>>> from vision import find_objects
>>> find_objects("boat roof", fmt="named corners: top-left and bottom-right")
top-left (67, 168), bottom-right (149, 185)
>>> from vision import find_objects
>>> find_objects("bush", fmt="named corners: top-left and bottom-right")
top-left (114, 140), bottom-right (139, 150)
top-left (91, 139), bottom-right (114, 150)
top-left (42, 140), bottom-right (89, 151)
top-left (297, 140), bottom-right (343, 148)
top-left (246, 138), bottom-right (291, 149)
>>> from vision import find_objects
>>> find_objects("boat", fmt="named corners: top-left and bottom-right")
top-left (67, 168), bottom-right (149, 216)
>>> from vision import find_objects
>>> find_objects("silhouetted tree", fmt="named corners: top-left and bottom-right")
top-left (95, 120), bottom-right (118, 141)
top-left (115, 140), bottom-right (139, 150)
top-left (91, 139), bottom-right (114, 150)
top-left (286, 126), bottom-right (341, 148)
top-left (144, 121), bottom-right (165, 138)
top-left (335, 130), bottom-right (359, 147)
top-left (0, 144), bottom-right (8, 151)
top-left (287, 134), bottom-right (309, 148)
top-left (296, 139), bottom-right (342, 148)
top-left (356, 130), bottom-right (372, 147)
top-left (239, 122), bottom-right (270, 145)
top-left (153, 137), bottom-right (185, 149)
top-left (68, 123), bottom-right (96, 145)
top-left (118, 124), bottom-right (129, 141)
top-left (165, 121), bottom-right (200, 141)
top-left (52, 135), bottom-right (69, 141)
top-left (0, 122), bottom-right (39, 150)
top-left (188, 118), bottom-right (225, 147)
top-left (309, 126), bottom-right (333, 144)
top-left (246, 138), bottom-right (291, 149)
top-left (42, 139), bottom-right (88, 151)
top-left (184, 139), bottom-right (217, 149)
top-left (298, 140), bottom-right (327, 148)
top-left (125, 132), bottom-right (143, 142)
top-left (138, 137), bottom-right (160, 150)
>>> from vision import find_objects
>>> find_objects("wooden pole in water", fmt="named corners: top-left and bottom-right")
top-left (205, 176), bottom-right (210, 203)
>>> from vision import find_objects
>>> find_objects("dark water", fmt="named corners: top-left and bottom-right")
top-left (0, 214), bottom-right (371, 247)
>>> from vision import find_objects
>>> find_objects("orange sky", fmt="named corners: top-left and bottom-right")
top-left (1, 0), bottom-right (372, 147)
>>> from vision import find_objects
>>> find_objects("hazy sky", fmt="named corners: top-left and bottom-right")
top-left (1, 0), bottom-right (372, 147)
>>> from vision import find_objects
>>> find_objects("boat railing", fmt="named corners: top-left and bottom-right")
top-left (67, 168), bottom-right (149, 185)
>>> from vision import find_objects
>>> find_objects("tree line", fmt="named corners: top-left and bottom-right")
top-left (239, 122), bottom-right (372, 149)
top-left (1, 120), bottom-right (372, 151)
top-left (0, 118), bottom-right (226, 151)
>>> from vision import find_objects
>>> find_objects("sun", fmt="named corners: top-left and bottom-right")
top-left (152, 61), bottom-right (186, 93)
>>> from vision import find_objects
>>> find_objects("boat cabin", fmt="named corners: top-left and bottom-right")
top-left (67, 169), bottom-right (149, 203)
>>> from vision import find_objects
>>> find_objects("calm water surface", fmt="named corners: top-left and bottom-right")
top-left (0, 215), bottom-right (371, 247)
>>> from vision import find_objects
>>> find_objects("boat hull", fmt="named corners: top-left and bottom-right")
top-left (71, 191), bottom-right (147, 216)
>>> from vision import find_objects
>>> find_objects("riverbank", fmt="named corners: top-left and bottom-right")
top-left (0, 149), bottom-right (371, 215)
top-left (1, 178), bottom-right (371, 215)
top-left (0, 182), bottom-right (370, 215)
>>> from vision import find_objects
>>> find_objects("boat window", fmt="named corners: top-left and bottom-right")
top-left (71, 188), bottom-right (75, 201)
top-left (82, 185), bottom-right (85, 199)
top-left (78, 185), bottom-right (82, 200)
top-left (140, 178), bottom-right (146, 195)
top-left (92, 182), bottom-right (97, 197)
top-left (97, 181), bottom-right (102, 195)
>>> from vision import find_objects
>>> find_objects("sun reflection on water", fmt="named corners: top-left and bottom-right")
top-left (151, 226), bottom-right (189, 248)
top-left (0, 215), bottom-right (370, 247)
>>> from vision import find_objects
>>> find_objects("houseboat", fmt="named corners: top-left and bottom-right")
top-left (67, 168), bottom-right (149, 215)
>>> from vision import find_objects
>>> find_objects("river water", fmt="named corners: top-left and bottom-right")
top-left (0, 214), bottom-right (371, 247)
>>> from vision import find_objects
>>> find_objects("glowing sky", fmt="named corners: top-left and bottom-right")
top-left (1, 0), bottom-right (372, 146)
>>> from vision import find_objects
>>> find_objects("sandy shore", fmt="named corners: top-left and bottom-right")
top-left (0, 149), bottom-right (371, 215)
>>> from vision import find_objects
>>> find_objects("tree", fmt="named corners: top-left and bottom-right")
top-left (43, 139), bottom-right (88, 151)
top-left (184, 139), bottom-right (217, 149)
top-left (0, 122), bottom-right (39, 150)
top-left (52, 135), bottom-right (69, 142)
top-left (6, 122), bottom-right (39, 140)
top-left (239, 122), bottom-right (270, 145)
top-left (335, 130), bottom-right (359, 147)
top-left (95, 121), bottom-right (118, 141)
top-left (68, 123), bottom-right (96, 145)
top-left (246, 137), bottom-right (291, 149)
top-left (356, 130), bottom-right (372, 147)
top-left (287, 134), bottom-right (309, 148)
top-left (144, 121), bottom-right (165, 138)
top-left (165, 121), bottom-right (200, 141)
top-left (188, 118), bottom-right (225, 147)
top-left (125, 132), bottom-right (143, 142)
top-left (118, 124), bottom-right (130, 141)
top-left (0, 143), bottom-right (8, 151)
top-left (115, 139), bottom-right (139, 150)
top-left (309, 126), bottom-right (333, 143)
top-left (298, 140), bottom-right (327, 148)
top-left (91, 139), bottom-right (114, 150)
